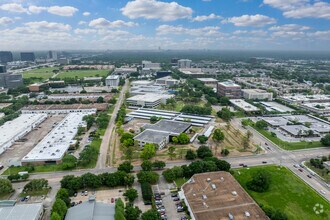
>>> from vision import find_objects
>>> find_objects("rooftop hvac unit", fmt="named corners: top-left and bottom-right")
top-left (228, 213), bottom-right (234, 220)
top-left (245, 211), bottom-right (250, 217)
top-left (211, 184), bottom-right (216, 190)
top-left (202, 195), bottom-right (207, 200)
top-left (206, 178), bottom-right (211, 182)
top-left (232, 191), bottom-right (237, 196)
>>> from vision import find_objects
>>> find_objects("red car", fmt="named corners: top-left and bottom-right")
top-left (111, 198), bottom-right (115, 203)
top-left (298, 168), bottom-right (303, 172)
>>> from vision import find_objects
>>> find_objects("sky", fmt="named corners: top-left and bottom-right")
top-left (0, 0), bottom-right (330, 51)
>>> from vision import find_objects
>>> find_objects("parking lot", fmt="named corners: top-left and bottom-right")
top-left (153, 176), bottom-right (188, 220)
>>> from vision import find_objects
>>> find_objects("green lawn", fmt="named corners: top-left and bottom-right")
top-left (57, 69), bottom-right (109, 79)
top-left (254, 126), bottom-right (323, 150)
top-left (175, 178), bottom-right (188, 188)
top-left (234, 165), bottom-right (330, 220)
top-left (3, 164), bottom-right (64, 175)
top-left (20, 188), bottom-right (50, 197)
top-left (22, 67), bottom-right (58, 81)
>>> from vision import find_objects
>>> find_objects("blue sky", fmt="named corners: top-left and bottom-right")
top-left (0, 0), bottom-right (329, 50)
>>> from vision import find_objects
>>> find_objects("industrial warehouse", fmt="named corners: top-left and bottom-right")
top-left (21, 112), bottom-right (92, 165)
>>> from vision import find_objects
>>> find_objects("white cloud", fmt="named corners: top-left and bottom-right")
top-left (0, 3), bottom-right (28, 13)
top-left (28, 5), bottom-right (47, 14)
top-left (25, 21), bottom-right (72, 31)
top-left (264, 0), bottom-right (330, 19)
top-left (83, 12), bottom-right (91, 16)
top-left (192, 13), bottom-right (222, 22)
top-left (156, 25), bottom-right (221, 36)
top-left (0, 17), bottom-right (14, 25)
top-left (223, 14), bottom-right (276, 27)
top-left (307, 31), bottom-right (330, 40)
top-left (269, 24), bottom-right (310, 31)
top-left (121, 0), bottom-right (193, 21)
top-left (48, 6), bottom-right (78, 17)
top-left (89, 18), bottom-right (138, 28)
top-left (233, 30), bottom-right (268, 37)
top-left (78, 21), bottom-right (87, 25)
top-left (74, 28), bottom-right (97, 34)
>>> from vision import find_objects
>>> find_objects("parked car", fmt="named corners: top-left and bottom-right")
top-left (177, 207), bottom-right (184, 212)
top-left (0, 164), bottom-right (4, 170)
top-left (171, 193), bottom-right (178, 197)
top-left (181, 217), bottom-right (188, 220)
top-left (111, 198), bottom-right (115, 203)
top-left (239, 163), bottom-right (244, 166)
top-left (173, 197), bottom-right (180, 201)
top-left (20, 197), bottom-right (26, 202)
top-left (71, 202), bottom-right (75, 207)
top-left (73, 192), bottom-right (77, 197)
top-left (262, 161), bottom-right (267, 164)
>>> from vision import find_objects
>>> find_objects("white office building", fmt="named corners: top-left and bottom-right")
top-left (126, 93), bottom-right (174, 108)
top-left (105, 75), bottom-right (120, 87)
top-left (178, 59), bottom-right (192, 68)
top-left (242, 89), bottom-right (273, 101)
top-left (142, 61), bottom-right (161, 70)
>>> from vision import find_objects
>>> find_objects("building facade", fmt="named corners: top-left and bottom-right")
top-left (20, 52), bottom-right (35, 62)
top-left (0, 51), bottom-right (13, 64)
top-left (105, 75), bottom-right (120, 87)
top-left (178, 59), bottom-right (192, 68)
top-left (217, 81), bottom-right (241, 98)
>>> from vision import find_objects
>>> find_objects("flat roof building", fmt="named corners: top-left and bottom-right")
top-left (22, 104), bottom-right (99, 114)
top-left (155, 76), bottom-right (179, 87)
top-left (197, 78), bottom-right (218, 88)
top-left (179, 172), bottom-right (267, 220)
top-left (230, 99), bottom-right (259, 112)
top-left (217, 81), bottom-right (241, 99)
top-left (0, 202), bottom-right (43, 220)
top-left (105, 75), bottom-right (120, 87)
top-left (126, 93), bottom-right (174, 108)
top-left (65, 198), bottom-right (115, 220)
top-left (178, 59), bottom-right (192, 69)
top-left (0, 114), bottom-right (47, 156)
top-left (22, 112), bottom-right (91, 165)
top-left (130, 84), bottom-right (167, 96)
top-left (242, 89), bottom-right (273, 101)
top-left (281, 94), bottom-right (330, 104)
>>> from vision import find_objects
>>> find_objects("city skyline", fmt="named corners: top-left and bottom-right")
top-left (0, 0), bottom-right (330, 51)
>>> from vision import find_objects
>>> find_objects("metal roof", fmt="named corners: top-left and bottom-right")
top-left (65, 200), bottom-right (115, 220)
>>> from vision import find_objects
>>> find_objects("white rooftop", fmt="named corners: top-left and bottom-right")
top-left (127, 93), bottom-right (173, 102)
top-left (218, 81), bottom-right (240, 87)
top-left (230, 99), bottom-right (259, 112)
top-left (106, 75), bottom-right (119, 80)
top-left (242, 89), bottom-right (271, 94)
top-left (282, 94), bottom-right (330, 102)
top-left (197, 78), bottom-right (218, 82)
top-left (0, 203), bottom-right (43, 220)
top-left (22, 112), bottom-right (91, 162)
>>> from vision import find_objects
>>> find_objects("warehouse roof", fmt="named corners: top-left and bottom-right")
top-left (134, 130), bottom-right (170, 144)
top-left (0, 203), bottom-right (43, 220)
top-left (143, 119), bottom-right (191, 135)
top-left (230, 99), bottom-right (259, 112)
top-left (65, 200), bottom-right (115, 220)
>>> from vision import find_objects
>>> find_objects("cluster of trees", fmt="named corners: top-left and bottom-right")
top-left (260, 204), bottom-right (288, 220)
top-left (23, 179), bottom-right (48, 192)
top-left (310, 158), bottom-right (326, 169)
top-left (181, 105), bottom-right (212, 115)
top-left (163, 156), bottom-right (231, 182)
top-left (241, 118), bottom-right (254, 127)
top-left (141, 182), bottom-right (153, 204)
top-left (197, 135), bottom-right (208, 144)
top-left (96, 112), bottom-right (110, 129)
top-left (78, 144), bottom-right (99, 167)
top-left (150, 116), bottom-right (161, 124)
top-left (185, 149), bottom-right (197, 160)
top-left (321, 134), bottom-right (330, 147)
top-left (61, 154), bottom-right (77, 170)
top-left (83, 115), bottom-right (95, 129)
top-left (140, 144), bottom-right (157, 160)
top-left (140, 160), bottom-right (166, 171)
top-left (51, 188), bottom-right (71, 220)
top-left (217, 108), bottom-right (234, 121)
top-left (60, 171), bottom-right (134, 196)
top-left (137, 171), bottom-right (159, 185)
top-left (0, 179), bottom-right (14, 195)
top-left (255, 120), bottom-right (268, 130)
top-left (116, 105), bottom-right (127, 125)
top-left (0, 96), bottom-right (29, 126)
top-left (172, 133), bottom-right (190, 145)
top-left (246, 170), bottom-right (271, 193)
top-left (7, 173), bottom-right (29, 182)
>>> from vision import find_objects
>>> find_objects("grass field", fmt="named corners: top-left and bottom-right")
top-left (20, 188), bottom-right (50, 197)
top-left (22, 67), bottom-right (58, 81)
top-left (234, 165), bottom-right (330, 220)
top-left (57, 69), bottom-right (109, 79)
top-left (306, 162), bottom-right (330, 184)
top-left (254, 126), bottom-right (323, 150)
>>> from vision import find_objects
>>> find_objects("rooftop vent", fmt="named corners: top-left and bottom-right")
top-left (202, 195), bottom-right (207, 200)
top-left (232, 191), bottom-right (237, 196)
top-left (228, 213), bottom-right (234, 220)
top-left (245, 211), bottom-right (250, 217)
top-left (206, 178), bottom-right (211, 182)
top-left (211, 184), bottom-right (216, 190)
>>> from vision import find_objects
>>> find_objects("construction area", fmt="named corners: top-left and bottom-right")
top-left (179, 171), bottom-right (268, 220)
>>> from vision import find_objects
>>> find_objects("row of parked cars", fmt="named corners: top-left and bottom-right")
top-left (154, 193), bottom-right (167, 220)
top-left (171, 193), bottom-right (189, 220)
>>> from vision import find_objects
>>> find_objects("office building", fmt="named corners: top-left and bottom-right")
top-left (0, 51), bottom-right (13, 64)
top-left (242, 89), bottom-right (273, 101)
top-left (156, 71), bottom-right (172, 79)
top-left (126, 93), bottom-right (173, 108)
top-left (142, 60), bottom-right (161, 69)
top-left (178, 59), bottom-right (192, 68)
top-left (20, 52), bottom-right (35, 62)
top-left (0, 72), bottom-right (24, 89)
top-left (155, 76), bottom-right (179, 87)
top-left (0, 65), bottom-right (6, 73)
top-left (217, 81), bottom-right (241, 98)
top-left (197, 78), bottom-right (218, 88)
top-left (229, 99), bottom-right (260, 112)
top-left (105, 75), bottom-right (120, 87)
top-left (47, 51), bottom-right (58, 60)
top-left (171, 58), bottom-right (179, 65)
top-left (179, 172), bottom-right (267, 220)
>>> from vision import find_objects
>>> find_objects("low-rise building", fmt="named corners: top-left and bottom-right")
top-left (0, 201), bottom-right (43, 220)
top-left (230, 99), bottom-right (259, 112)
top-left (105, 75), bottom-right (120, 87)
top-left (155, 76), bottom-right (179, 87)
top-left (179, 172), bottom-right (267, 220)
top-left (217, 81), bottom-right (241, 99)
top-left (126, 93), bottom-right (173, 108)
top-left (197, 78), bottom-right (218, 88)
top-left (83, 77), bottom-right (103, 82)
top-left (242, 89), bottom-right (273, 101)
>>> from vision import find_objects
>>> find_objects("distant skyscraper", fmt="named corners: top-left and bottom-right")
top-left (20, 52), bottom-right (35, 62)
top-left (47, 51), bottom-right (58, 60)
top-left (177, 59), bottom-right (192, 68)
top-left (171, 58), bottom-right (179, 65)
top-left (0, 65), bottom-right (6, 73)
top-left (0, 51), bottom-right (13, 64)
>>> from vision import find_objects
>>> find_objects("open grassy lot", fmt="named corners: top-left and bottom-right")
top-left (234, 165), bottom-right (330, 220)
top-left (254, 126), bottom-right (323, 150)
top-left (57, 69), bottom-right (109, 79)
top-left (22, 67), bottom-right (57, 80)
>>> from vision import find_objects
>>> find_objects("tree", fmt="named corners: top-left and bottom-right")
top-left (212, 128), bottom-right (225, 142)
top-left (197, 146), bottom-right (213, 159)
top-left (150, 116), bottom-right (159, 124)
top-left (172, 136), bottom-right (178, 144)
top-left (321, 134), bottom-right (330, 146)
top-left (61, 154), bottom-right (77, 170)
top-left (140, 144), bottom-right (156, 160)
top-left (141, 160), bottom-right (153, 171)
top-left (141, 209), bottom-right (162, 220)
top-left (185, 149), bottom-right (197, 160)
top-left (125, 206), bottom-right (142, 220)
top-left (219, 96), bottom-right (230, 106)
top-left (141, 182), bottom-right (153, 202)
top-left (152, 160), bottom-right (166, 170)
top-left (177, 133), bottom-right (190, 144)
top-left (124, 188), bottom-right (138, 203)
top-left (215, 160), bottom-right (231, 171)
top-left (52, 198), bottom-right (68, 219)
top-left (197, 135), bottom-right (208, 144)
top-left (118, 161), bottom-right (133, 173)
top-left (50, 212), bottom-right (61, 220)
top-left (96, 96), bottom-right (104, 103)
top-left (81, 173), bottom-right (102, 189)
top-left (168, 146), bottom-right (176, 160)
top-left (217, 108), bottom-right (233, 121)
top-left (137, 171), bottom-right (159, 184)
top-left (256, 120), bottom-right (268, 129)
top-left (56, 188), bottom-right (70, 207)
top-left (24, 179), bottom-right (48, 192)
top-left (221, 148), bottom-right (229, 156)
top-left (247, 170), bottom-right (271, 192)
top-left (0, 179), bottom-right (13, 195)
top-left (83, 115), bottom-right (95, 129)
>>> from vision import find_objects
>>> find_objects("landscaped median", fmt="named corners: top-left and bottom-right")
top-left (233, 165), bottom-right (330, 220)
